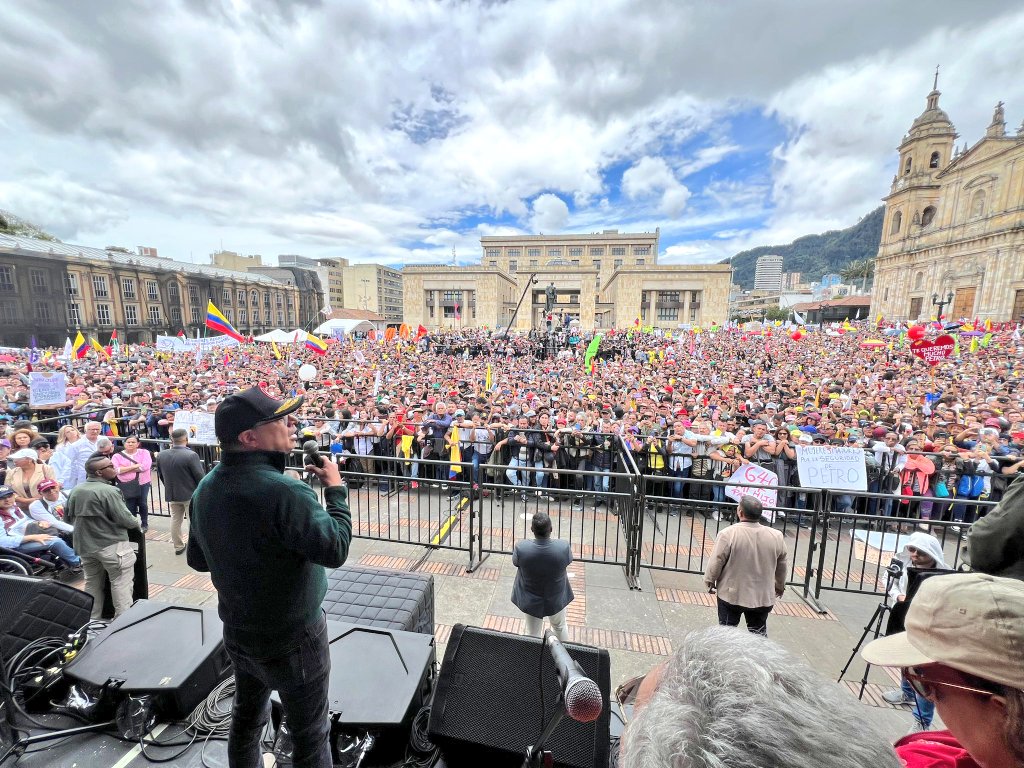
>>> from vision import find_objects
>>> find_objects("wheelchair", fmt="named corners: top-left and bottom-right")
top-left (0, 546), bottom-right (65, 577)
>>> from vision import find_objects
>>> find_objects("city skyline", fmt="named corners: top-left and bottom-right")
top-left (2, 1), bottom-right (1023, 269)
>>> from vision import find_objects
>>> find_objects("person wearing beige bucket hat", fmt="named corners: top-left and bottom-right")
top-left (861, 572), bottom-right (1024, 768)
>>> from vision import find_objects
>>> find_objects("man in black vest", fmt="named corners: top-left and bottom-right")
top-left (155, 428), bottom-right (206, 555)
top-left (511, 512), bottom-right (574, 641)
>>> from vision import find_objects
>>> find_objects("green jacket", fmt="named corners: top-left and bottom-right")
top-left (965, 473), bottom-right (1024, 580)
top-left (65, 477), bottom-right (141, 554)
top-left (187, 450), bottom-right (351, 641)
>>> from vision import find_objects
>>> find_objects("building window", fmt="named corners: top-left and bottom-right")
top-left (222, 289), bottom-right (231, 305)
top-left (485, 248), bottom-right (500, 258)
top-left (64, 273), bottom-right (79, 296)
top-left (921, 205), bottom-right (936, 227)
top-left (121, 279), bottom-right (136, 299)
top-left (635, 258), bottom-right (645, 266)
top-left (148, 306), bottom-right (161, 324)
top-left (527, 247), bottom-right (541, 258)
top-left (488, 260), bottom-right (498, 267)
top-left (97, 304), bottom-right (112, 325)
top-left (191, 307), bottom-right (201, 325)
top-left (571, 259), bottom-right (580, 266)
top-left (883, 287), bottom-right (890, 302)
top-left (68, 303), bottom-right (82, 325)
top-left (239, 309), bottom-right (247, 324)
top-left (442, 290), bottom-right (461, 302)
top-left (0, 266), bottom-right (14, 292)
top-left (890, 211), bottom-right (902, 235)
top-left (691, 291), bottom-right (700, 304)
top-left (611, 246), bottom-right (627, 256)
top-left (125, 305), bottom-right (138, 326)
top-left (506, 248), bottom-right (520, 259)
top-left (662, 291), bottom-right (680, 304)
top-left (590, 247), bottom-right (604, 257)
top-left (251, 310), bottom-right (260, 324)
top-left (237, 289), bottom-right (245, 305)
top-left (657, 307), bottom-right (678, 321)
top-left (567, 247), bottom-right (583, 258)
top-left (277, 310), bottom-right (284, 325)
top-left (250, 290), bottom-right (258, 306)
top-left (613, 259), bottom-right (623, 269)
top-left (145, 280), bottom-right (159, 301)
top-left (276, 294), bottom-right (283, 308)
top-left (0, 304), bottom-right (16, 323)
top-left (509, 260), bottom-right (518, 272)
top-left (29, 269), bottom-right (47, 292)
top-left (33, 301), bottom-right (51, 322)
top-left (168, 283), bottom-right (180, 302)
top-left (188, 284), bottom-right (200, 305)
top-left (263, 293), bottom-right (270, 309)
top-left (929, 151), bottom-right (940, 169)
top-left (914, 271), bottom-right (924, 290)
top-left (547, 247), bottom-right (562, 258)
top-left (633, 245), bottom-right (651, 255)
top-left (593, 259), bottom-right (602, 271)
top-left (92, 275), bottom-right (109, 298)
top-left (225, 309), bottom-right (233, 322)
top-left (529, 260), bottom-right (538, 267)
top-left (903, 156), bottom-right (912, 175)
top-left (288, 311), bottom-right (295, 325)
top-left (287, 298), bottom-right (294, 309)
top-left (171, 306), bottom-right (182, 324)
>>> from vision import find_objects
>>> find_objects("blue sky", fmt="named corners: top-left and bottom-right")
top-left (1, 1), bottom-right (1023, 268)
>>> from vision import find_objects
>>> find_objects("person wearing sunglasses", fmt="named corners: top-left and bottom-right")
top-left (863, 572), bottom-right (1024, 768)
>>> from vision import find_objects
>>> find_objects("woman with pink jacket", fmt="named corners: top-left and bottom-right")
top-left (111, 435), bottom-right (153, 532)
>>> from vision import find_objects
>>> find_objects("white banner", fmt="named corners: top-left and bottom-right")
top-left (29, 372), bottom-right (67, 407)
top-left (155, 335), bottom-right (241, 353)
top-left (796, 446), bottom-right (868, 491)
top-left (170, 410), bottom-right (218, 445)
top-left (725, 463), bottom-right (779, 512)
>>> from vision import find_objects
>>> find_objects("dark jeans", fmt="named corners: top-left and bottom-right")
top-left (223, 614), bottom-right (332, 768)
top-left (716, 597), bottom-right (772, 636)
top-left (123, 483), bottom-right (150, 528)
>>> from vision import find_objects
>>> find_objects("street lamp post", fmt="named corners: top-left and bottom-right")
top-left (932, 291), bottom-right (954, 321)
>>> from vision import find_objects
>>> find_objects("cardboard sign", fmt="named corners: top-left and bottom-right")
top-left (910, 335), bottom-right (955, 366)
top-left (29, 372), bottom-right (67, 407)
top-left (796, 446), bottom-right (868, 491)
top-left (171, 410), bottom-right (218, 445)
top-left (725, 463), bottom-right (779, 510)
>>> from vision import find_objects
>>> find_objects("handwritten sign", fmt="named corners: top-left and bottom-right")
top-left (796, 446), bottom-right (867, 491)
top-left (725, 463), bottom-right (779, 511)
top-left (171, 410), bottom-right (218, 445)
top-left (29, 372), bottom-right (67, 407)
top-left (910, 335), bottom-right (955, 366)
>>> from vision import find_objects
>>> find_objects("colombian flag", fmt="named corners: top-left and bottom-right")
top-left (72, 331), bottom-right (89, 359)
top-left (90, 336), bottom-right (110, 359)
top-left (305, 333), bottom-right (328, 355)
top-left (205, 300), bottom-right (245, 342)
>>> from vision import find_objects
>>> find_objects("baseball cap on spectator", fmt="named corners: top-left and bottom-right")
top-left (0, 485), bottom-right (14, 498)
top-left (0, 440), bottom-right (10, 449)
top-left (525, 410), bottom-right (536, 418)
top-left (984, 417), bottom-right (1002, 428)
top-left (453, 409), bottom-right (466, 417)
top-left (214, 386), bottom-right (303, 444)
top-left (10, 448), bottom-right (37, 461)
top-left (871, 427), bottom-right (888, 439)
top-left (797, 434), bottom-right (813, 444)
top-left (37, 479), bottom-right (59, 492)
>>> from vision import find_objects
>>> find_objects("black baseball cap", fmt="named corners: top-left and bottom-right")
top-left (214, 387), bottom-right (304, 443)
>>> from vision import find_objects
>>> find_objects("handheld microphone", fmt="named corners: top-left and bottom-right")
top-left (302, 439), bottom-right (325, 468)
top-left (544, 630), bottom-right (603, 723)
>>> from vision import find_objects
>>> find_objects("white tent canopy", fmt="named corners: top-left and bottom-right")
top-left (312, 318), bottom-right (375, 335)
top-left (253, 329), bottom-right (297, 342)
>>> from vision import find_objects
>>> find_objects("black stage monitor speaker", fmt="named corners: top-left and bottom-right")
top-left (0, 574), bottom-right (93, 658)
top-left (427, 625), bottom-right (611, 768)
top-left (64, 599), bottom-right (230, 718)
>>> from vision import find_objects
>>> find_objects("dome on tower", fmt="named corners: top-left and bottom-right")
top-left (906, 77), bottom-right (956, 140)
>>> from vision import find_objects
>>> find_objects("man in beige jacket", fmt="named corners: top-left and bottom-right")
top-left (704, 495), bottom-right (788, 635)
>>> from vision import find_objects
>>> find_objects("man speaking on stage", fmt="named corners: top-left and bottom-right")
top-left (187, 386), bottom-right (352, 768)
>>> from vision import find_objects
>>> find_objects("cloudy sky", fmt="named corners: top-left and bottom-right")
top-left (2, 1), bottom-right (1023, 268)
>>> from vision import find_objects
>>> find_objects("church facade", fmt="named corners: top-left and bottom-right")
top-left (870, 83), bottom-right (1024, 323)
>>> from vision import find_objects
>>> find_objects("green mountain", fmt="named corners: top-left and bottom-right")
top-left (723, 206), bottom-right (884, 289)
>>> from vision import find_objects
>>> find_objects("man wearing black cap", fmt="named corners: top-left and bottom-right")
top-left (187, 387), bottom-right (351, 768)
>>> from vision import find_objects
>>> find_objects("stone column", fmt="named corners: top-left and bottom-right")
top-left (682, 290), bottom-right (690, 326)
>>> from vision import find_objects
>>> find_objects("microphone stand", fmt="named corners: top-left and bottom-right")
top-left (522, 698), bottom-right (566, 768)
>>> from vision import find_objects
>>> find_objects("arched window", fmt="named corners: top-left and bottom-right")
top-left (890, 210), bottom-right (903, 234)
top-left (903, 156), bottom-right (912, 175)
top-left (914, 272), bottom-right (924, 290)
top-left (921, 206), bottom-right (936, 227)
top-left (929, 151), bottom-right (940, 169)
top-left (970, 189), bottom-right (986, 219)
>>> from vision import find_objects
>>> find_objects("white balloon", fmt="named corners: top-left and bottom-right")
top-left (298, 364), bottom-right (318, 382)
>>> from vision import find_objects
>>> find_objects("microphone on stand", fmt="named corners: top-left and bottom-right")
top-left (544, 630), bottom-right (603, 723)
top-left (302, 439), bottom-right (325, 468)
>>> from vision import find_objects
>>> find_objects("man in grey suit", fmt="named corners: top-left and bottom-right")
top-left (704, 495), bottom-right (788, 636)
top-left (511, 512), bottom-right (574, 641)
top-left (155, 428), bottom-right (206, 555)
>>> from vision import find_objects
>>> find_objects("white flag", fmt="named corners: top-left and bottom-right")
top-left (62, 337), bottom-right (73, 361)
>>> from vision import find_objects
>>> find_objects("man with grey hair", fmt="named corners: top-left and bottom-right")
top-left (621, 626), bottom-right (901, 768)
top-left (155, 428), bottom-right (206, 555)
top-left (704, 495), bottom-right (787, 635)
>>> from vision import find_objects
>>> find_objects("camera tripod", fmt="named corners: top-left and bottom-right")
top-left (837, 562), bottom-right (902, 701)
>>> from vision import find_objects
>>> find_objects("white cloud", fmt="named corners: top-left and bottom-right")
top-left (528, 194), bottom-right (570, 232)
top-left (622, 156), bottom-right (691, 217)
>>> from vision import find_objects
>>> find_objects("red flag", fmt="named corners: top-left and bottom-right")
top-left (368, 329), bottom-right (377, 341)
top-left (415, 324), bottom-right (428, 339)
top-left (177, 329), bottom-right (186, 338)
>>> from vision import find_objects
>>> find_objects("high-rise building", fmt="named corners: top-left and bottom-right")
top-left (753, 255), bottom-right (784, 291)
top-left (341, 263), bottom-right (404, 323)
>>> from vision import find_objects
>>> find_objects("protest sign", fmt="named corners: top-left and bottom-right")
top-left (796, 446), bottom-right (868, 491)
top-left (28, 372), bottom-right (67, 407)
top-left (725, 463), bottom-right (779, 511)
top-left (910, 335), bottom-right (955, 366)
top-left (171, 410), bottom-right (218, 444)
top-left (156, 335), bottom-right (241, 353)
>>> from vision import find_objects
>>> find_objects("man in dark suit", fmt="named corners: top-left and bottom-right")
top-left (511, 512), bottom-right (574, 641)
top-left (155, 428), bottom-right (206, 555)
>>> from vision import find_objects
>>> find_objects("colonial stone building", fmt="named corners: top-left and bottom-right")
top-left (0, 233), bottom-right (300, 347)
top-left (403, 229), bottom-right (731, 331)
top-left (871, 82), bottom-right (1024, 323)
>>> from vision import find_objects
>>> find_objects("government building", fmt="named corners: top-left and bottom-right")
top-left (871, 81), bottom-right (1024, 323)
top-left (402, 229), bottom-right (731, 332)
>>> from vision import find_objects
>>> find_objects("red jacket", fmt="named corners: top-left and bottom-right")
top-left (895, 731), bottom-right (981, 768)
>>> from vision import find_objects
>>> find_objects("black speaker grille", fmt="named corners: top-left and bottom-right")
top-left (428, 625), bottom-right (610, 768)
top-left (0, 575), bottom-right (93, 657)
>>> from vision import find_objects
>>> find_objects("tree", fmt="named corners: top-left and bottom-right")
top-left (841, 257), bottom-right (875, 292)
